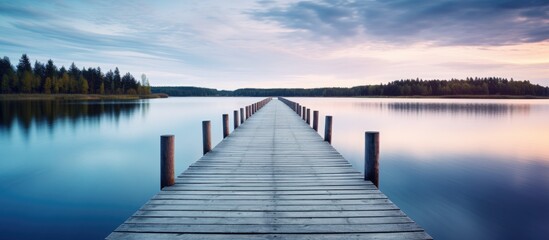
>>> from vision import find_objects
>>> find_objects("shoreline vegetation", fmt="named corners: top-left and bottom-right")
top-left (0, 93), bottom-right (167, 101)
top-left (3, 54), bottom-right (547, 100)
top-left (1, 54), bottom-right (152, 96)
top-left (152, 78), bottom-right (549, 99)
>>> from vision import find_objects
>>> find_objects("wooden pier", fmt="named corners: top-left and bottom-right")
top-left (107, 98), bottom-right (431, 240)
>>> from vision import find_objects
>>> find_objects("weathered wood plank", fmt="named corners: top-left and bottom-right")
top-left (150, 193), bottom-right (388, 200)
top-left (124, 216), bottom-right (413, 225)
top-left (107, 232), bottom-right (433, 240)
top-left (132, 210), bottom-right (407, 218)
top-left (146, 199), bottom-right (393, 205)
top-left (140, 203), bottom-right (399, 211)
top-left (115, 223), bottom-right (424, 233)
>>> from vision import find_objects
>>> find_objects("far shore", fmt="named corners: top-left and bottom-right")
top-left (0, 93), bottom-right (168, 101)
top-left (157, 95), bottom-right (549, 99)
top-left (2, 93), bottom-right (548, 100)
top-left (353, 95), bottom-right (549, 99)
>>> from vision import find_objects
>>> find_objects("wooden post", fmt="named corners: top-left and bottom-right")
top-left (222, 114), bottom-right (229, 138)
top-left (202, 121), bottom-right (211, 154)
top-left (240, 108), bottom-right (244, 124)
top-left (313, 110), bottom-right (319, 131)
top-left (324, 116), bottom-right (332, 144)
top-left (233, 110), bottom-right (239, 129)
top-left (365, 131), bottom-right (380, 188)
top-left (297, 104), bottom-right (301, 116)
top-left (245, 106), bottom-right (249, 119)
top-left (160, 135), bottom-right (175, 189)
top-left (302, 106), bottom-right (306, 121)
top-left (306, 108), bottom-right (311, 125)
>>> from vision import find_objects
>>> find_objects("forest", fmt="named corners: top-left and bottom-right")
top-left (153, 78), bottom-right (549, 97)
top-left (0, 54), bottom-right (151, 95)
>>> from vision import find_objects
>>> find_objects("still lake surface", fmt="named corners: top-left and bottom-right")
top-left (1, 97), bottom-right (548, 240)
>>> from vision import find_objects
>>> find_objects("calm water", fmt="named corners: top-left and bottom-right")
top-left (1, 97), bottom-right (549, 239)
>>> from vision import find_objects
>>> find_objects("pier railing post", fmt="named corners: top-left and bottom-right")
top-left (324, 116), bottom-right (332, 144)
top-left (234, 110), bottom-right (239, 129)
top-left (313, 110), bottom-right (319, 131)
top-left (240, 108), bottom-right (244, 124)
top-left (302, 106), bottom-right (306, 120)
top-left (160, 135), bottom-right (175, 189)
top-left (245, 106), bottom-right (249, 119)
top-left (222, 114), bottom-right (229, 138)
top-left (306, 108), bottom-right (311, 125)
top-left (365, 132), bottom-right (380, 188)
top-left (202, 121), bottom-right (211, 154)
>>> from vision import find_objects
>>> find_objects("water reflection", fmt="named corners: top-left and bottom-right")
top-left (1, 97), bottom-right (548, 240)
top-left (291, 97), bottom-right (549, 240)
top-left (351, 101), bottom-right (531, 116)
top-left (0, 100), bottom-right (148, 135)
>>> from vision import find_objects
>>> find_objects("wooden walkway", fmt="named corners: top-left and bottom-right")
top-left (107, 99), bottom-right (431, 240)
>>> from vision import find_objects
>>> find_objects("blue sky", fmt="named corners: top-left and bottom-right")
top-left (1, 0), bottom-right (548, 89)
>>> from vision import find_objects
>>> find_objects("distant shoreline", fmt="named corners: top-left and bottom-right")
top-left (2, 93), bottom-right (548, 100)
top-left (161, 95), bottom-right (549, 99)
top-left (354, 95), bottom-right (549, 99)
top-left (0, 93), bottom-right (168, 101)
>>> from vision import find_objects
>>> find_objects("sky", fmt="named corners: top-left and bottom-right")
top-left (0, 0), bottom-right (548, 90)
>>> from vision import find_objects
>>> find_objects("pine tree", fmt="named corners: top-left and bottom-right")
top-left (80, 75), bottom-right (89, 94)
top-left (1, 74), bottom-right (10, 93)
top-left (44, 77), bottom-right (52, 94)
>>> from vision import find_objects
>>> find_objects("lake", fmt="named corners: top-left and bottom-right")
top-left (1, 97), bottom-right (548, 240)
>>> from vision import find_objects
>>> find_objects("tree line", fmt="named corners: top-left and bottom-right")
top-left (153, 78), bottom-right (549, 97)
top-left (0, 54), bottom-right (151, 95)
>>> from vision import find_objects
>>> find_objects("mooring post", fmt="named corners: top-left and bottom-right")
top-left (245, 106), bottom-right (249, 119)
top-left (160, 135), bottom-right (175, 189)
top-left (302, 106), bottom-right (306, 121)
top-left (233, 110), bottom-right (239, 129)
top-left (306, 108), bottom-right (311, 125)
top-left (297, 104), bottom-right (301, 116)
top-left (324, 115), bottom-right (332, 143)
top-left (222, 114), bottom-right (229, 138)
top-left (240, 108), bottom-right (244, 124)
top-left (313, 110), bottom-right (319, 131)
top-left (202, 121), bottom-right (211, 154)
top-left (365, 131), bottom-right (380, 188)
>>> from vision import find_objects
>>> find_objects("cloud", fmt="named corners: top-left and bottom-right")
top-left (253, 0), bottom-right (549, 46)
top-left (0, 4), bottom-right (51, 20)
top-left (1, 0), bottom-right (548, 89)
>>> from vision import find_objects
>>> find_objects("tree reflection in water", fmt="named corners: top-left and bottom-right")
top-left (0, 100), bottom-right (148, 136)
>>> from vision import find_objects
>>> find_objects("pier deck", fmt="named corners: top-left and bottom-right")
top-left (107, 99), bottom-right (431, 239)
